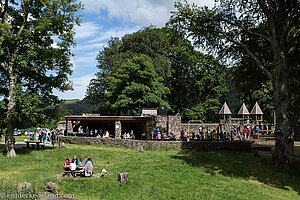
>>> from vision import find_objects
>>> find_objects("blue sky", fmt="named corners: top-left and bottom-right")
top-left (53, 0), bottom-right (214, 100)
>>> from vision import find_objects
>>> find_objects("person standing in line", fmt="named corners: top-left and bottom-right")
top-left (157, 132), bottom-right (162, 141)
top-left (153, 128), bottom-right (159, 139)
top-left (86, 126), bottom-right (89, 136)
top-left (99, 128), bottom-right (103, 138)
top-left (243, 126), bottom-right (248, 141)
top-left (180, 130), bottom-right (184, 141)
top-left (51, 131), bottom-right (56, 146)
top-left (222, 129), bottom-right (226, 141)
top-left (192, 132), bottom-right (195, 141)
top-left (184, 129), bottom-right (188, 140)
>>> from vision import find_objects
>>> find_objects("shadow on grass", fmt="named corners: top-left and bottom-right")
top-left (171, 149), bottom-right (300, 194)
top-left (0, 144), bottom-right (58, 155)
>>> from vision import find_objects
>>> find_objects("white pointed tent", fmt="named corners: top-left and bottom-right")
top-left (251, 102), bottom-right (263, 122)
top-left (219, 102), bottom-right (232, 115)
top-left (219, 102), bottom-right (232, 132)
top-left (251, 102), bottom-right (263, 115)
top-left (238, 103), bottom-right (250, 115)
top-left (238, 103), bottom-right (250, 125)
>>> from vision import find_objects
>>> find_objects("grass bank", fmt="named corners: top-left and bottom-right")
top-left (0, 144), bottom-right (299, 200)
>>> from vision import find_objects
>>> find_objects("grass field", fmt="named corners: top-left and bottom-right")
top-left (0, 143), bottom-right (299, 200)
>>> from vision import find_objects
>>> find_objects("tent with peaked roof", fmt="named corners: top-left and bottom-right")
top-left (251, 102), bottom-right (263, 122)
top-left (238, 103), bottom-right (250, 115)
top-left (238, 103), bottom-right (250, 125)
top-left (219, 102), bottom-right (232, 115)
top-left (219, 102), bottom-right (231, 132)
top-left (251, 102), bottom-right (263, 115)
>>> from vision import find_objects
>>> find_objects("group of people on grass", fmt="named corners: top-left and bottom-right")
top-left (63, 156), bottom-right (94, 177)
top-left (35, 128), bottom-right (58, 145)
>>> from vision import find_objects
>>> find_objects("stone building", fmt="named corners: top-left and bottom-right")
top-left (64, 108), bottom-right (181, 139)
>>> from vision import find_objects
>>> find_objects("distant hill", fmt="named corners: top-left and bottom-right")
top-left (58, 99), bottom-right (99, 115)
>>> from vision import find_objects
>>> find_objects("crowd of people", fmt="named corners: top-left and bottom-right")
top-left (63, 155), bottom-right (94, 177)
top-left (152, 128), bottom-right (176, 141)
top-left (78, 126), bottom-right (111, 138)
top-left (121, 130), bottom-right (135, 139)
top-left (33, 128), bottom-right (62, 145)
top-left (151, 124), bottom-right (264, 142)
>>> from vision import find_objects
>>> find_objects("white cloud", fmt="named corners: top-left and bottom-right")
top-left (75, 22), bottom-right (102, 39)
top-left (87, 25), bottom-right (141, 44)
top-left (74, 51), bottom-right (99, 65)
top-left (75, 42), bottom-right (106, 51)
top-left (82, 0), bottom-right (214, 27)
top-left (53, 74), bottom-right (95, 100)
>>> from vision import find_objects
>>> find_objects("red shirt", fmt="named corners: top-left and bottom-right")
top-left (243, 128), bottom-right (247, 134)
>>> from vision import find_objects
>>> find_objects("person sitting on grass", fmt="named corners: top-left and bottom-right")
top-left (72, 155), bottom-right (78, 165)
top-left (78, 157), bottom-right (85, 170)
top-left (70, 159), bottom-right (77, 177)
top-left (63, 158), bottom-right (71, 171)
top-left (84, 157), bottom-right (94, 177)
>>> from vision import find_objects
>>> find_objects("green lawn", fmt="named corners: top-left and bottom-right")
top-left (0, 144), bottom-right (299, 200)
top-left (1, 135), bottom-right (40, 143)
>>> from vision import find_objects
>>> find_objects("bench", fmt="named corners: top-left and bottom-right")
top-left (25, 141), bottom-right (45, 150)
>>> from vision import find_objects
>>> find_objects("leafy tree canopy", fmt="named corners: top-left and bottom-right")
top-left (0, 0), bottom-right (83, 157)
top-left (106, 55), bottom-right (170, 115)
top-left (168, 0), bottom-right (299, 164)
top-left (87, 27), bottom-right (228, 122)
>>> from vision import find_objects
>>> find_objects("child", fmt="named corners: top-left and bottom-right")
top-left (78, 157), bottom-right (85, 170)
top-left (63, 158), bottom-right (71, 171)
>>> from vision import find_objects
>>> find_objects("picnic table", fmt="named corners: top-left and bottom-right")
top-left (25, 141), bottom-right (45, 150)
top-left (64, 169), bottom-right (85, 177)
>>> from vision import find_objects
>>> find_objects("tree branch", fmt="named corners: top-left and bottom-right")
top-left (257, 0), bottom-right (276, 37)
top-left (214, 30), bottom-right (273, 80)
top-left (266, 0), bottom-right (276, 14)
top-left (2, 0), bottom-right (8, 23)
top-left (17, 0), bottom-right (29, 36)
top-left (220, 18), bottom-right (272, 44)
top-left (282, 10), bottom-right (299, 44)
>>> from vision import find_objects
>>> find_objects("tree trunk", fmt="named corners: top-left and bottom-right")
top-left (273, 49), bottom-right (294, 164)
top-left (5, 61), bottom-right (17, 157)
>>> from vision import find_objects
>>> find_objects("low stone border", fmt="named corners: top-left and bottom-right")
top-left (58, 136), bottom-right (252, 151)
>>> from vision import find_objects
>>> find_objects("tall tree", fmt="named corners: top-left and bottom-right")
top-left (106, 55), bottom-right (170, 115)
top-left (169, 0), bottom-right (299, 164)
top-left (87, 27), bottom-right (228, 121)
top-left (0, 0), bottom-right (82, 157)
top-left (86, 27), bottom-right (172, 110)
top-left (166, 28), bottom-right (228, 121)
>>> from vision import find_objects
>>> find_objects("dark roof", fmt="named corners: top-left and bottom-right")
top-left (65, 115), bottom-right (152, 122)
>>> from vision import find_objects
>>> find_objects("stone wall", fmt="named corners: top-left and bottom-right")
top-left (146, 116), bottom-right (156, 139)
top-left (59, 136), bottom-right (251, 151)
top-left (168, 115), bottom-right (181, 137)
top-left (155, 115), bottom-right (168, 132)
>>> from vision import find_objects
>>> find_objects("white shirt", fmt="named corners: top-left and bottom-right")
top-left (70, 163), bottom-right (76, 171)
